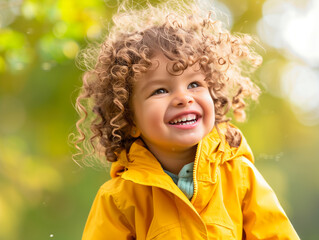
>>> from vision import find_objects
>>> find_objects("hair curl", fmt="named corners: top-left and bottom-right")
top-left (73, 1), bottom-right (262, 166)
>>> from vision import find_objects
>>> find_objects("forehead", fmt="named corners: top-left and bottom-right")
top-left (135, 54), bottom-right (204, 84)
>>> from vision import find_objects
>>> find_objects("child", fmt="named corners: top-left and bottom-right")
top-left (75, 1), bottom-right (300, 239)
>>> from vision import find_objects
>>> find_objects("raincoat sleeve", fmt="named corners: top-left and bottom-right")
top-left (82, 187), bottom-right (135, 240)
top-left (240, 157), bottom-right (300, 240)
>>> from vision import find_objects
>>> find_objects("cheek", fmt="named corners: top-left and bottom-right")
top-left (210, 99), bottom-right (215, 118)
top-left (134, 101), bottom-right (164, 130)
top-left (202, 94), bottom-right (215, 112)
top-left (144, 103), bottom-right (164, 124)
top-left (202, 95), bottom-right (216, 123)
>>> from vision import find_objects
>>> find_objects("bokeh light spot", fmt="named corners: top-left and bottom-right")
top-left (41, 62), bottom-right (53, 71)
top-left (6, 48), bottom-right (31, 72)
top-left (282, 0), bottom-right (319, 67)
top-left (53, 21), bottom-right (67, 38)
top-left (21, 1), bottom-right (38, 20)
top-left (62, 40), bottom-right (79, 59)
top-left (0, 0), bottom-right (23, 28)
top-left (281, 62), bottom-right (319, 125)
top-left (87, 24), bottom-right (102, 40)
top-left (258, 0), bottom-right (319, 66)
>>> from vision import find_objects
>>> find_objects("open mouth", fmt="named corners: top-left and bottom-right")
top-left (168, 113), bottom-right (198, 125)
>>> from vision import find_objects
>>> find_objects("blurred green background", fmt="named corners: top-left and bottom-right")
top-left (0, 0), bottom-right (318, 239)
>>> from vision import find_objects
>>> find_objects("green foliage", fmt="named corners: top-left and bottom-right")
top-left (0, 0), bottom-right (318, 239)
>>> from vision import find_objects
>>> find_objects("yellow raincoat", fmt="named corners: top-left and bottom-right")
top-left (82, 125), bottom-right (300, 239)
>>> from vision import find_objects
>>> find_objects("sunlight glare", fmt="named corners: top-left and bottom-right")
top-left (281, 63), bottom-right (319, 125)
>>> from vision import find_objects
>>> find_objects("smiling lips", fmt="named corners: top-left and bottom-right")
top-left (168, 113), bottom-right (198, 126)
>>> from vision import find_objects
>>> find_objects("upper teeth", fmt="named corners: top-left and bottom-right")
top-left (169, 114), bottom-right (197, 124)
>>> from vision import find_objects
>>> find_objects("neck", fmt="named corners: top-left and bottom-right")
top-left (143, 141), bottom-right (197, 175)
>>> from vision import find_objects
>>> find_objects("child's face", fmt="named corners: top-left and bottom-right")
top-left (131, 54), bottom-right (215, 153)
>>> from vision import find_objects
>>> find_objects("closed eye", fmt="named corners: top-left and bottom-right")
top-left (151, 88), bottom-right (168, 96)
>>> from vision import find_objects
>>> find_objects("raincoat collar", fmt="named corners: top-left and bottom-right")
top-left (110, 123), bottom-right (254, 189)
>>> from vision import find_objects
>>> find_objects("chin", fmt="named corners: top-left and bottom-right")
top-left (173, 139), bottom-right (201, 149)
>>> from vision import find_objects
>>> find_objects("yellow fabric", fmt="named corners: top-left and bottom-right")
top-left (82, 124), bottom-right (300, 240)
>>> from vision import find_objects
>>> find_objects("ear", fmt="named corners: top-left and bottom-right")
top-left (130, 126), bottom-right (141, 138)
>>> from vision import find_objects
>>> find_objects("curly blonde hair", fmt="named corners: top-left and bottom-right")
top-left (73, 1), bottom-right (262, 166)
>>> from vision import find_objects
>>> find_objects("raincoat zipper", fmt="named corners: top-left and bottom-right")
top-left (191, 140), bottom-right (202, 204)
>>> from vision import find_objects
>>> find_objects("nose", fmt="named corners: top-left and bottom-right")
top-left (171, 92), bottom-right (194, 107)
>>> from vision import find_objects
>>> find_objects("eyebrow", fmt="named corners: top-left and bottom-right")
top-left (141, 71), bottom-right (205, 90)
top-left (140, 78), bottom-right (168, 92)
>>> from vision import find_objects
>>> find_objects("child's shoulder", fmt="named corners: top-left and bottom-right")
top-left (98, 173), bottom-right (150, 200)
top-left (99, 175), bottom-right (134, 194)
